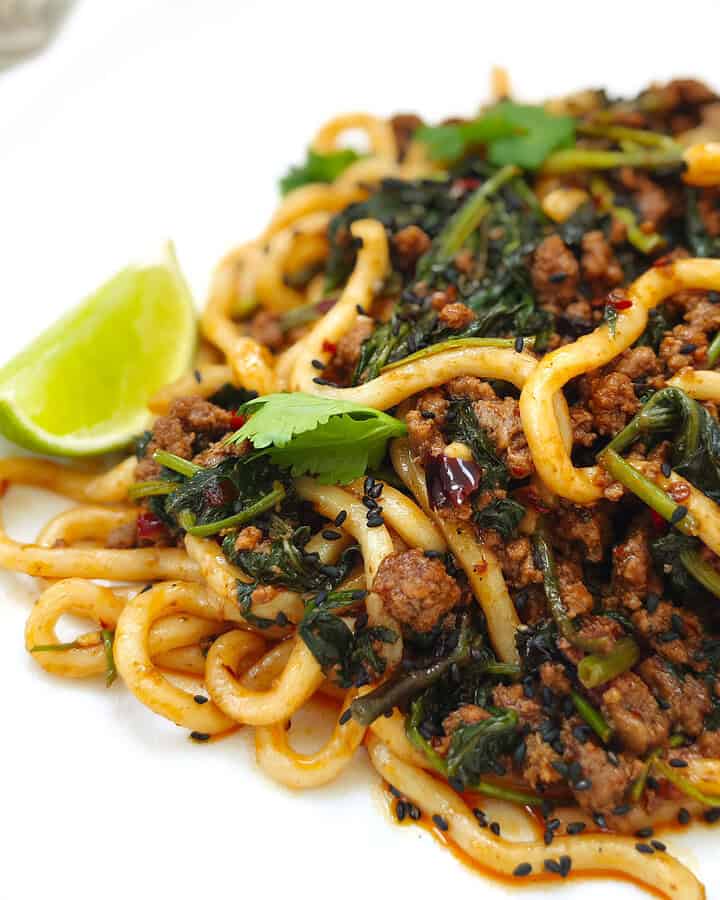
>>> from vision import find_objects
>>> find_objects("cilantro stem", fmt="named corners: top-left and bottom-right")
top-left (598, 448), bottom-right (697, 537)
top-left (577, 123), bottom-right (679, 150)
top-left (679, 548), bottom-right (720, 599)
top-left (101, 628), bottom-right (116, 687)
top-left (380, 336), bottom-right (533, 373)
top-left (179, 483), bottom-right (286, 537)
top-left (590, 177), bottom-right (664, 254)
top-left (577, 637), bottom-right (640, 689)
top-left (652, 758), bottom-right (720, 807)
top-left (630, 748), bottom-right (662, 803)
top-left (542, 146), bottom-right (682, 175)
top-left (708, 331), bottom-right (720, 367)
top-left (532, 523), bottom-right (607, 653)
top-left (473, 780), bottom-right (543, 807)
top-left (127, 479), bottom-right (178, 500)
top-left (153, 450), bottom-right (203, 478)
top-left (571, 690), bottom-right (613, 743)
top-left (30, 640), bottom-right (82, 652)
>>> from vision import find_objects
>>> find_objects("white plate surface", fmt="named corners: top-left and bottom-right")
top-left (0, 2), bottom-right (719, 898)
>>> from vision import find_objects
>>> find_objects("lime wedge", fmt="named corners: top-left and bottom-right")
top-left (0, 244), bottom-right (196, 456)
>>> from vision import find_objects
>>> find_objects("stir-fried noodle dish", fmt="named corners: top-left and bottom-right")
top-left (10, 74), bottom-right (720, 898)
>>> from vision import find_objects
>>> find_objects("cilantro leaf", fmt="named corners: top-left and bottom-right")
top-left (417, 101), bottom-right (575, 170)
top-left (227, 392), bottom-right (407, 484)
top-left (279, 148), bottom-right (362, 195)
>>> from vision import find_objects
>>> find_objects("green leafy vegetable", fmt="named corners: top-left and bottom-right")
top-left (474, 497), bottom-right (526, 539)
top-left (279, 148), bottom-right (362, 195)
top-left (445, 709), bottom-right (521, 786)
top-left (416, 102), bottom-right (576, 169)
top-left (226, 393), bottom-right (406, 484)
top-left (445, 399), bottom-right (507, 489)
top-left (686, 187), bottom-right (720, 258)
top-left (298, 589), bottom-right (397, 687)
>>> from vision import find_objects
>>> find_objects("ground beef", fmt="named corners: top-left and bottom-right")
top-left (557, 559), bottom-right (594, 618)
top-left (135, 397), bottom-right (234, 481)
top-left (437, 302), bottom-right (475, 330)
top-left (192, 439), bottom-right (247, 468)
top-left (612, 524), bottom-right (658, 610)
top-left (531, 235), bottom-right (579, 309)
top-left (612, 345), bottom-right (663, 383)
top-left (659, 322), bottom-right (709, 373)
top-left (580, 230), bottom-right (623, 289)
top-left (406, 390), bottom-right (448, 464)
top-left (372, 548), bottom-right (461, 633)
top-left (234, 526), bottom-right (264, 552)
top-left (248, 309), bottom-right (284, 351)
top-left (552, 501), bottom-right (611, 562)
top-left (327, 317), bottom-right (374, 382)
top-left (539, 662), bottom-right (572, 695)
top-left (442, 704), bottom-right (490, 736)
top-left (569, 406), bottom-right (596, 447)
top-left (523, 733), bottom-right (564, 789)
top-left (445, 376), bottom-right (494, 402)
top-left (601, 672), bottom-right (670, 754)
top-left (472, 391), bottom-right (533, 479)
top-left (579, 368), bottom-right (639, 436)
top-left (618, 169), bottom-right (672, 228)
top-left (631, 601), bottom-right (703, 667)
top-left (390, 113), bottom-right (423, 160)
top-left (637, 655), bottom-right (710, 737)
top-left (562, 722), bottom-right (640, 813)
top-left (392, 225), bottom-right (431, 271)
top-left (492, 683), bottom-right (542, 727)
top-left (560, 615), bottom-right (623, 662)
top-left (493, 536), bottom-right (542, 590)
top-left (698, 730), bottom-right (720, 757)
top-left (105, 520), bottom-right (138, 549)
top-left (698, 188), bottom-right (720, 237)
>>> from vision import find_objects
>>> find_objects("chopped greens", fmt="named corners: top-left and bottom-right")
top-left (279, 148), bottom-right (362, 195)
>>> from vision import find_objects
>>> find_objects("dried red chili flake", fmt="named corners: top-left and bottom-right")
top-left (137, 510), bottom-right (167, 541)
top-left (317, 299), bottom-right (337, 315)
top-left (322, 339), bottom-right (337, 354)
top-left (203, 477), bottom-right (236, 508)
top-left (668, 481), bottom-right (691, 503)
top-left (452, 177), bottom-right (481, 193)
top-left (607, 289), bottom-right (632, 311)
top-left (229, 414), bottom-right (246, 430)
top-left (652, 254), bottom-right (674, 268)
top-left (649, 509), bottom-right (668, 534)
top-left (426, 455), bottom-right (481, 509)
top-left (0, 479), bottom-right (9, 498)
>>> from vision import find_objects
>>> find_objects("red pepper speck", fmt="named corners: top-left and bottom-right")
top-left (650, 510), bottom-right (667, 534)
top-left (229, 414), bottom-right (246, 430)
top-left (322, 340), bottom-right (337, 354)
top-left (137, 510), bottom-right (167, 541)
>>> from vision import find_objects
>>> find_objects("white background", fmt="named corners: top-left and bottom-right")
top-left (0, 2), bottom-right (719, 898)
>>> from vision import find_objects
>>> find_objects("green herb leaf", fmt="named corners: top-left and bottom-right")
top-left (279, 148), bottom-right (362, 195)
top-left (227, 393), bottom-right (407, 484)
top-left (416, 102), bottom-right (576, 170)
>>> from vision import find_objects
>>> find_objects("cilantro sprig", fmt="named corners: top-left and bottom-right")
top-left (279, 148), bottom-right (362, 195)
top-left (226, 393), bottom-right (406, 484)
top-left (416, 101), bottom-right (576, 169)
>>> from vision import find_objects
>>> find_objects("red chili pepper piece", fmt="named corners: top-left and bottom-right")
top-left (137, 510), bottom-right (167, 541)
top-left (229, 414), bottom-right (246, 430)
top-left (322, 340), bottom-right (337, 354)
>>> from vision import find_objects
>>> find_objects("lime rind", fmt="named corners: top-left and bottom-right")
top-left (0, 243), bottom-right (196, 457)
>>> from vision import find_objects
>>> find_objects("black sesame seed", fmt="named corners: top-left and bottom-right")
top-left (490, 821), bottom-right (501, 836)
top-left (190, 732), bottom-right (210, 741)
top-left (389, 784), bottom-right (401, 798)
top-left (544, 858), bottom-right (562, 874)
top-left (513, 740), bottom-right (527, 765)
top-left (449, 776), bottom-right (464, 792)
top-left (362, 496), bottom-right (379, 510)
top-left (549, 272), bottom-right (568, 283)
top-left (322, 529), bottom-right (343, 541)
top-left (193, 694), bottom-right (208, 705)
top-left (613, 804), bottom-right (631, 816)
top-left (661, 462), bottom-right (672, 478)
top-left (424, 549), bottom-right (444, 558)
top-left (680, 342), bottom-right (697, 354)
top-left (657, 696), bottom-right (672, 709)
top-left (334, 510), bottom-right (347, 526)
top-left (658, 631), bottom-right (679, 644)
top-left (636, 843), bottom-right (654, 854)
top-left (678, 808), bottom-right (691, 825)
top-left (513, 863), bottom-right (532, 878)
top-left (383, 709), bottom-right (392, 717)
top-left (541, 799), bottom-right (555, 818)
top-left (671, 613), bottom-right (686, 637)
top-left (574, 778), bottom-right (592, 791)
top-left (356, 304), bottom-right (365, 315)
top-left (607, 751), bottom-right (620, 767)
top-left (368, 482), bottom-right (383, 499)
top-left (396, 800), bottom-right (407, 821)
top-left (651, 840), bottom-right (666, 852)
top-left (311, 358), bottom-right (325, 370)
top-left (364, 474), bottom-right (375, 492)
top-left (593, 812), bottom-right (608, 828)
top-left (572, 724), bottom-right (590, 743)
top-left (433, 814), bottom-right (449, 831)
top-left (646, 775), bottom-right (660, 790)
top-left (544, 829), bottom-right (554, 846)
top-left (409, 804), bottom-right (421, 821)
top-left (421, 410), bottom-right (436, 419)
top-left (312, 376), bottom-right (335, 386)
top-left (193, 369), bottom-right (202, 383)
top-left (551, 761), bottom-right (569, 778)
top-left (566, 822), bottom-right (586, 835)
top-left (568, 761), bottom-right (583, 783)
top-left (704, 807), bottom-right (720, 823)
top-left (710, 291), bottom-right (720, 304)
top-left (559, 855), bottom-right (572, 877)
top-left (514, 336), bottom-right (525, 353)
top-left (669, 758), bottom-right (688, 768)
top-left (473, 808), bottom-right (488, 827)
top-left (275, 611), bottom-right (289, 627)
top-left (636, 827), bottom-right (654, 838)
top-left (339, 709), bottom-right (352, 726)
top-left (645, 592), bottom-right (660, 613)
top-left (547, 818), bottom-right (561, 832)
top-left (671, 505), bottom-right (688, 525)
top-left (366, 514), bottom-right (384, 528)
top-left (140, 583), bottom-right (153, 594)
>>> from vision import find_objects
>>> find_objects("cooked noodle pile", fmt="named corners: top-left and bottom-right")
top-left (9, 75), bottom-right (720, 898)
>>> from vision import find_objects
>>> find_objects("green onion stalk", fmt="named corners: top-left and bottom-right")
top-left (652, 758), bottom-right (720, 808)
top-left (590, 177), bottom-right (664, 254)
top-left (571, 690), bottom-right (613, 743)
top-left (577, 637), bottom-right (640, 689)
top-left (707, 330), bottom-right (720, 368)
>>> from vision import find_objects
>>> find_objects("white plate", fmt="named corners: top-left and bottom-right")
top-left (0, 2), bottom-right (718, 898)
